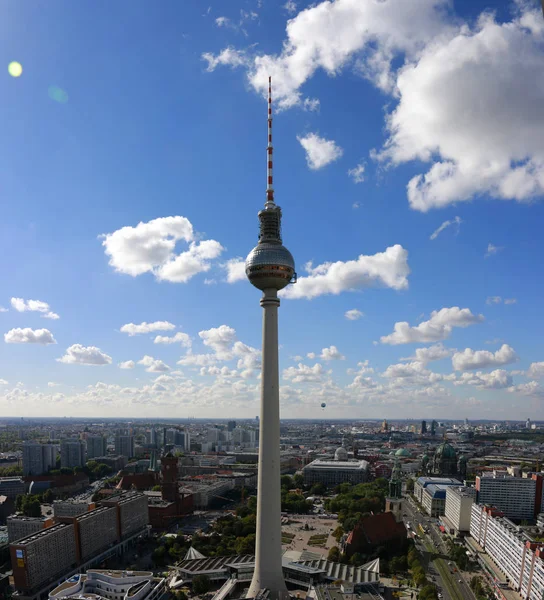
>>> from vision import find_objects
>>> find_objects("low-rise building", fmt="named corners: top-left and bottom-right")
top-left (302, 460), bottom-right (369, 486)
top-left (0, 477), bottom-right (25, 498)
top-left (48, 570), bottom-right (166, 600)
top-left (414, 477), bottom-right (462, 505)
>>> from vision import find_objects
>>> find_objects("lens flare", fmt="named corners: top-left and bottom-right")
top-left (8, 62), bottom-right (23, 77)
top-left (48, 85), bottom-right (69, 103)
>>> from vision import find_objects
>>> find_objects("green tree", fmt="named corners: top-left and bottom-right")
top-left (21, 495), bottom-right (41, 517)
top-left (350, 552), bottom-right (364, 566)
top-left (293, 473), bottom-right (304, 488)
top-left (406, 479), bottom-right (415, 492)
top-left (419, 585), bottom-right (438, 600)
top-left (192, 575), bottom-right (211, 595)
top-left (327, 546), bottom-right (340, 562)
top-left (281, 475), bottom-right (294, 490)
top-left (43, 489), bottom-right (54, 503)
top-left (309, 482), bottom-right (326, 496)
top-left (332, 526), bottom-right (344, 542)
top-left (152, 485), bottom-right (162, 492)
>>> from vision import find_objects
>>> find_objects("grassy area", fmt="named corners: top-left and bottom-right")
top-left (282, 532), bottom-right (295, 541)
top-left (308, 534), bottom-right (328, 547)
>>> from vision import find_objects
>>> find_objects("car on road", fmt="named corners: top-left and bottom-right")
top-left (458, 579), bottom-right (462, 583)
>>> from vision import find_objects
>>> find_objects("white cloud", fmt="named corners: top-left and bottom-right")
top-left (202, 47), bottom-right (248, 72)
top-left (47, 382), bottom-right (61, 387)
top-left (100, 216), bottom-right (224, 283)
top-left (281, 244), bottom-right (410, 300)
top-left (120, 321), bottom-right (175, 336)
top-left (283, 363), bottom-right (324, 383)
top-left (205, 0), bottom-right (452, 109)
top-left (224, 258), bottom-right (246, 283)
top-left (118, 360), bottom-right (136, 369)
top-left (352, 202), bottom-right (361, 209)
top-left (319, 346), bottom-right (345, 361)
top-left (10, 298), bottom-right (59, 320)
top-left (504, 298), bottom-right (517, 305)
top-left (376, 7), bottom-right (544, 211)
top-left (138, 355), bottom-right (170, 373)
top-left (0, 379), bottom-right (8, 385)
top-left (401, 343), bottom-right (452, 365)
top-left (199, 325), bottom-right (237, 358)
top-left (486, 296), bottom-right (502, 305)
top-left (348, 163), bottom-right (365, 183)
top-left (382, 361), bottom-right (448, 386)
top-left (452, 344), bottom-right (518, 371)
top-left (381, 307), bottom-right (484, 345)
top-left (456, 369), bottom-right (513, 390)
top-left (429, 216), bottom-right (462, 240)
top-left (508, 381), bottom-right (544, 398)
top-left (528, 362), bottom-right (544, 379)
top-left (303, 98), bottom-right (320, 112)
top-left (58, 344), bottom-right (112, 365)
top-left (283, 0), bottom-right (297, 14)
top-left (154, 332), bottom-right (192, 348)
top-left (233, 341), bottom-right (261, 378)
top-left (0, 307), bottom-right (8, 313)
top-left (297, 133), bottom-right (343, 170)
top-left (215, 16), bottom-right (232, 27)
top-left (177, 353), bottom-right (219, 367)
top-left (345, 309), bottom-right (364, 321)
top-left (4, 328), bottom-right (56, 345)
top-left (485, 243), bottom-right (502, 258)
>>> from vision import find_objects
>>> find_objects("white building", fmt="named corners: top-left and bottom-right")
top-left (49, 570), bottom-right (166, 600)
top-left (302, 459), bottom-right (369, 486)
top-left (476, 473), bottom-right (536, 520)
top-left (470, 504), bottom-right (544, 600)
top-left (444, 486), bottom-right (477, 534)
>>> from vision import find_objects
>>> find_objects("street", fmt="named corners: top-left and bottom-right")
top-left (403, 497), bottom-right (476, 600)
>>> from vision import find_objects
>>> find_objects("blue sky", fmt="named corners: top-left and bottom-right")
top-left (0, 0), bottom-right (543, 419)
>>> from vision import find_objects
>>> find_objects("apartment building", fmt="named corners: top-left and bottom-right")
top-left (7, 515), bottom-right (53, 543)
top-left (101, 492), bottom-right (149, 539)
top-left (53, 500), bottom-right (93, 519)
top-left (0, 477), bottom-right (25, 498)
top-left (444, 486), bottom-right (477, 534)
top-left (86, 436), bottom-right (107, 460)
top-left (60, 439), bottom-right (86, 469)
top-left (476, 473), bottom-right (536, 520)
top-left (22, 442), bottom-right (56, 476)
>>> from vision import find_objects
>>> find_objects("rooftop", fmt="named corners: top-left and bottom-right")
top-left (305, 459), bottom-right (369, 470)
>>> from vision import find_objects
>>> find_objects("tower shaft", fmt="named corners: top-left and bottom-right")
top-left (247, 288), bottom-right (288, 600)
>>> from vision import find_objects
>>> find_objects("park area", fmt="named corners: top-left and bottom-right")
top-left (280, 515), bottom-right (339, 556)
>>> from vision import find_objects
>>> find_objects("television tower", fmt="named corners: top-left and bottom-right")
top-left (245, 77), bottom-right (295, 600)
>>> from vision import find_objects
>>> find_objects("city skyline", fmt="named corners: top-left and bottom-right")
top-left (1, 0), bottom-right (543, 420)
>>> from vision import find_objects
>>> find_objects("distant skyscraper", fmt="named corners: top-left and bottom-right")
top-left (86, 436), bottom-right (107, 459)
top-left (431, 420), bottom-right (437, 436)
top-left (60, 439), bottom-right (85, 469)
top-left (227, 420), bottom-right (236, 432)
top-left (114, 433), bottom-right (134, 459)
top-left (421, 420), bottom-right (427, 435)
top-left (245, 77), bottom-right (295, 600)
top-left (526, 418), bottom-right (532, 429)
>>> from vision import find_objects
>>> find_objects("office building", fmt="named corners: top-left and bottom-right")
top-left (114, 433), bottom-right (134, 459)
top-left (53, 501), bottom-right (93, 519)
top-left (22, 442), bottom-right (56, 476)
top-left (207, 428), bottom-right (220, 443)
top-left (59, 506), bottom-right (118, 562)
top-left (470, 504), bottom-right (544, 600)
top-left (60, 439), bottom-right (86, 470)
top-left (414, 477), bottom-right (462, 505)
top-left (10, 523), bottom-right (78, 592)
top-left (49, 570), bottom-right (166, 600)
top-left (303, 459), bottom-right (370, 487)
top-left (0, 477), bottom-right (25, 498)
top-left (476, 473), bottom-right (536, 520)
top-left (443, 486), bottom-right (476, 534)
top-left (174, 430), bottom-right (191, 451)
top-left (7, 515), bottom-right (53, 543)
top-left (86, 436), bottom-right (107, 460)
top-left (227, 420), bottom-right (236, 432)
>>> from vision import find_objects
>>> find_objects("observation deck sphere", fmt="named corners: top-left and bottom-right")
top-left (246, 242), bottom-right (295, 291)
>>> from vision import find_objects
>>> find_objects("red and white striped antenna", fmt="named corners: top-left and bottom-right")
top-left (266, 76), bottom-right (275, 206)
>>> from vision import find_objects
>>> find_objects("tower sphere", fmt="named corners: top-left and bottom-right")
top-left (246, 240), bottom-right (295, 291)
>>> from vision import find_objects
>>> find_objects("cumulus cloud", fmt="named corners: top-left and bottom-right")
top-left (10, 298), bottom-right (59, 320)
top-left (485, 243), bottom-right (503, 258)
top-left (0, 379), bottom-right (8, 385)
top-left (456, 369), bottom-right (513, 390)
top-left (508, 380), bottom-right (544, 398)
top-left (200, 325), bottom-right (237, 358)
top-left (401, 343), bottom-right (452, 365)
top-left (138, 356), bottom-right (170, 373)
top-left (528, 362), bottom-right (544, 379)
top-left (345, 309), bottom-right (364, 321)
top-left (202, 47), bottom-right (249, 72)
top-left (204, 0), bottom-right (452, 109)
top-left (100, 216), bottom-right (224, 283)
top-left (452, 344), bottom-right (518, 371)
top-left (430, 216), bottom-right (462, 240)
top-left (224, 258), bottom-right (246, 283)
top-left (58, 344), bottom-right (112, 365)
top-left (376, 7), bottom-right (544, 211)
top-left (177, 353), bottom-right (219, 367)
top-left (154, 332), bottom-right (192, 348)
top-left (120, 321), bottom-right (175, 336)
top-left (281, 244), bottom-right (410, 300)
top-left (118, 360), bottom-right (136, 369)
top-left (297, 133), bottom-right (343, 170)
top-left (319, 346), bottom-right (345, 361)
top-left (348, 163), bottom-right (365, 184)
top-left (283, 363), bottom-right (324, 383)
top-left (4, 328), bottom-right (56, 345)
top-left (381, 307), bottom-right (484, 345)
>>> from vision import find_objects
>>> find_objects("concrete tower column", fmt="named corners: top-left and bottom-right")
top-left (247, 288), bottom-right (289, 600)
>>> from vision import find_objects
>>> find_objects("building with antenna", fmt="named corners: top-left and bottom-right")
top-left (244, 77), bottom-right (295, 600)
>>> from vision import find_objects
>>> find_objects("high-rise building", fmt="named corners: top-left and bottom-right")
top-left (114, 433), bottom-right (134, 459)
top-left (60, 439), bottom-right (86, 469)
top-left (22, 442), bottom-right (56, 476)
top-left (227, 420), bottom-right (237, 432)
top-left (444, 486), bottom-right (476, 534)
top-left (476, 473), bottom-right (536, 520)
top-left (421, 420), bottom-right (427, 435)
top-left (86, 436), bottom-right (107, 460)
top-left (174, 430), bottom-right (190, 451)
top-left (244, 77), bottom-right (295, 600)
top-left (527, 418), bottom-right (532, 429)
top-left (206, 428), bottom-right (219, 443)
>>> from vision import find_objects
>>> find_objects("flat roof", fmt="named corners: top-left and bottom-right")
top-left (305, 459), bottom-right (369, 470)
top-left (13, 523), bottom-right (71, 546)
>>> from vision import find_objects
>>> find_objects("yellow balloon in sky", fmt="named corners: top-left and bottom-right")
top-left (8, 62), bottom-right (23, 77)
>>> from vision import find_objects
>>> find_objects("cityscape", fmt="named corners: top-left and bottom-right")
top-left (1, 2), bottom-right (544, 600)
